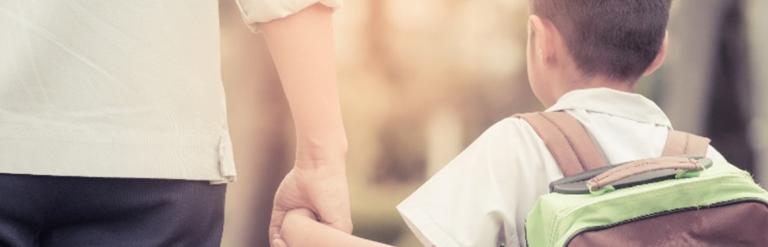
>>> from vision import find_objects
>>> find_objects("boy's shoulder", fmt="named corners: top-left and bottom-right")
top-left (484, 116), bottom-right (557, 145)
top-left (475, 116), bottom-right (547, 153)
top-left (471, 115), bottom-right (557, 151)
top-left (460, 116), bottom-right (562, 177)
top-left (484, 116), bottom-right (537, 136)
top-left (397, 115), bottom-right (564, 247)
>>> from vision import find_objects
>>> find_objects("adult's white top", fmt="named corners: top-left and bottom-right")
top-left (0, 0), bottom-right (341, 183)
top-left (397, 88), bottom-right (726, 246)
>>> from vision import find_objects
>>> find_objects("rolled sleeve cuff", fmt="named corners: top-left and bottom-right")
top-left (236, 0), bottom-right (342, 24)
top-left (397, 200), bottom-right (460, 247)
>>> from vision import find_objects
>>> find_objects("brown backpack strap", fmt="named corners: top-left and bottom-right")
top-left (541, 112), bottom-right (608, 171)
top-left (662, 130), bottom-right (711, 157)
top-left (517, 112), bottom-right (608, 177)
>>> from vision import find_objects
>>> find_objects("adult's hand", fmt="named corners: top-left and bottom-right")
top-left (269, 150), bottom-right (352, 246)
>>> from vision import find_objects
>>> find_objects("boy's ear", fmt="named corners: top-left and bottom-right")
top-left (528, 15), bottom-right (554, 63)
top-left (643, 31), bottom-right (669, 76)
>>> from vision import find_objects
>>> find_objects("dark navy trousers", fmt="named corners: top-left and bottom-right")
top-left (0, 174), bottom-right (226, 247)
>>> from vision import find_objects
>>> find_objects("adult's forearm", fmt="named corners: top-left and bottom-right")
top-left (261, 4), bottom-right (347, 165)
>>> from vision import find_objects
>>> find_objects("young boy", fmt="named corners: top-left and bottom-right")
top-left (274, 0), bottom-right (728, 246)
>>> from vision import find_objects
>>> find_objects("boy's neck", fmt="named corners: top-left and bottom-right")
top-left (561, 75), bottom-right (635, 95)
top-left (546, 75), bottom-right (636, 107)
top-left (579, 78), bottom-right (633, 91)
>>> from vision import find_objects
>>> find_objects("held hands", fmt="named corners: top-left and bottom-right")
top-left (272, 207), bottom-right (394, 247)
top-left (271, 209), bottom-right (317, 247)
top-left (269, 144), bottom-right (352, 247)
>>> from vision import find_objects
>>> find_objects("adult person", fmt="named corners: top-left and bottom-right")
top-left (0, 1), bottom-right (350, 246)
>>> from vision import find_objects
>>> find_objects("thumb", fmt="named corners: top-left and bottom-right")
top-left (313, 197), bottom-right (353, 234)
top-left (272, 238), bottom-right (288, 247)
top-left (319, 210), bottom-right (353, 234)
top-left (327, 218), bottom-right (354, 234)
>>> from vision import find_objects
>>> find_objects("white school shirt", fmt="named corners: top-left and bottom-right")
top-left (397, 88), bottom-right (726, 247)
top-left (0, 0), bottom-right (340, 184)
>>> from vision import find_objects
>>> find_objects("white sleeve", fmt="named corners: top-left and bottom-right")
top-left (396, 118), bottom-right (561, 247)
top-left (235, 0), bottom-right (342, 24)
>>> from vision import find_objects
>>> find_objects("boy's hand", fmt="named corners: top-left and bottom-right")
top-left (273, 207), bottom-right (394, 247)
top-left (269, 161), bottom-right (352, 246)
top-left (272, 209), bottom-right (317, 247)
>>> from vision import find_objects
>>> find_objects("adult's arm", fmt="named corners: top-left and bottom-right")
top-left (259, 3), bottom-right (352, 245)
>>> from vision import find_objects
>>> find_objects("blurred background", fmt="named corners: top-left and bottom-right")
top-left (217, 0), bottom-right (768, 246)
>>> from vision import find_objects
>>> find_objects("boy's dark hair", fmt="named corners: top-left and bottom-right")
top-left (532, 0), bottom-right (672, 82)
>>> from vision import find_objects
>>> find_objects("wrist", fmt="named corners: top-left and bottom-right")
top-left (294, 135), bottom-right (348, 170)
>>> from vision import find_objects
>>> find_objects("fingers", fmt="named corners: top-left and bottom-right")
top-left (272, 236), bottom-right (288, 247)
top-left (268, 208), bottom-right (287, 246)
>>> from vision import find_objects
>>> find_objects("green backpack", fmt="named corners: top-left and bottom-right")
top-left (517, 111), bottom-right (768, 247)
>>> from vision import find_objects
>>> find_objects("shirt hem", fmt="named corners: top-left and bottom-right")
top-left (397, 201), bottom-right (462, 247)
top-left (0, 134), bottom-right (237, 184)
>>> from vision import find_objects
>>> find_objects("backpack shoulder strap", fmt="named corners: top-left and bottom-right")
top-left (662, 130), bottom-right (711, 156)
top-left (516, 112), bottom-right (608, 177)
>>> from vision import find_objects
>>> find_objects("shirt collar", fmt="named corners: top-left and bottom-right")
top-left (545, 87), bottom-right (672, 127)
